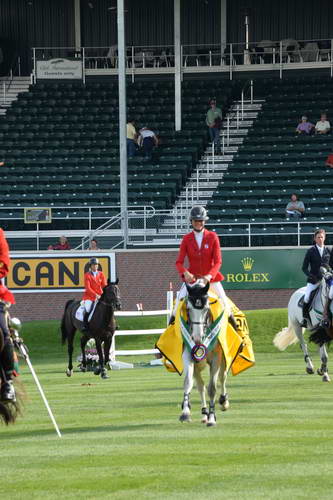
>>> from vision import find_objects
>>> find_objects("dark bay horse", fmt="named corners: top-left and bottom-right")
top-left (60, 280), bottom-right (121, 379)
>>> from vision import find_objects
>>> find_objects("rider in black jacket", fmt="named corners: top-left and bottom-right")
top-left (301, 229), bottom-right (333, 326)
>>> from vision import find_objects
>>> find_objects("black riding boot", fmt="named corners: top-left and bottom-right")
top-left (0, 339), bottom-right (16, 402)
top-left (228, 314), bottom-right (239, 332)
top-left (301, 302), bottom-right (311, 328)
top-left (321, 299), bottom-right (332, 328)
top-left (82, 312), bottom-right (90, 333)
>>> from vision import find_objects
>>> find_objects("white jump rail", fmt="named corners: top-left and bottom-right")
top-left (109, 289), bottom-right (173, 368)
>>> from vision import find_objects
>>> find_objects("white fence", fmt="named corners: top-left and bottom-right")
top-left (110, 289), bottom-right (173, 369)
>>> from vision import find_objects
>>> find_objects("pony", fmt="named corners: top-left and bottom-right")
top-left (179, 280), bottom-right (230, 427)
top-left (60, 280), bottom-right (121, 379)
top-left (274, 273), bottom-right (332, 382)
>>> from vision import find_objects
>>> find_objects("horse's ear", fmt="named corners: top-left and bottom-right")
top-left (107, 278), bottom-right (111, 285)
top-left (203, 282), bottom-right (210, 293)
top-left (115, 278), bottom-right (119, 284)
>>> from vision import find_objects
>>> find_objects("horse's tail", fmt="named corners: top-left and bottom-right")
top-left (273, 319), bottom-right (299, 351)
top-left (61, 300), bottom-right (75, 345)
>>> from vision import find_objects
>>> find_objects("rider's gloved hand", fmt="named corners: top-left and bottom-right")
top-left (184, 271), bottom-right (195, 283)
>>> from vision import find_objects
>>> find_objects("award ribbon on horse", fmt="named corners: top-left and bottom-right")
top-left (180, 311), bottom-right (224, 362)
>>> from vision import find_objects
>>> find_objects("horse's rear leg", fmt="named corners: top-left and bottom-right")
top-left (293, 321), bottom-right (315, 374)
top-left (317, 344), bottom-right (331, 382)
top-left (66, 328), bottom-right (76, 377)
top-left (219, 353), bottom-right (230, 411)
top-left (180, 351), bottom-right (194, 422)
top-left (103, 334), bottom-right (113, 371)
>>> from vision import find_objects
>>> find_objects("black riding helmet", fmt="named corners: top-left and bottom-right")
top-left (89, 257), bottom-right (99, 265)
top-left (189, 205), bottom-right (209, 221)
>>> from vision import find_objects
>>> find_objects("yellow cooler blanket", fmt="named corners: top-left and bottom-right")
top-left (156, 295), bottom-right (255, 376)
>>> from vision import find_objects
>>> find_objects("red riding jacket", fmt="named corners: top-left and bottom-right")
top-left (176, 229), bottom-right (224, 282)
top-left (0, 228), bottom-right (15, 304)
top-left (82, 271), bottom-right (107, 301)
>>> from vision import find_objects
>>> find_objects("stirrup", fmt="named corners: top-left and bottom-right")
top-left (320, 319), bottom-right (330, 328)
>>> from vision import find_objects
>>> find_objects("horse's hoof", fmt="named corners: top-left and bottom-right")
top-left (66, 369), bottom-right (73, 377)
top-left (306, 366), bottom-right (315, 374)
top-left (207, 417), bottom-right (216, 427)
top-left (219, 394), bottom-right (230, 411)
top-left (322, 374), bottom-right (331, 382)
top-left (317, 368), bottom-right (324, 376)
top-left (201, 415), bottom-right (208, 424)
top-left (94, 368), bottom-right (101, 376)
top-left (179, 414), bottom-right (191, 423)
top-left (101, 371), bottom-right (109, 379)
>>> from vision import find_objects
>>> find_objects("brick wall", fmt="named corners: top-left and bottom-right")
top-left (9, 249), bottom-right (294, 322)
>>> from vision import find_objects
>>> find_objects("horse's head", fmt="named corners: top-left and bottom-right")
top-left (101, 279), bottom-right (122, 310)
top-left (185, 279), bottom-right (210, 344)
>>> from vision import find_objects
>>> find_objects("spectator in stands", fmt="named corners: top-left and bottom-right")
top-left (285, 193), bottom-right (305, 218)
top-left (325, 153), bottom-right (333, 168)
top-left (89, 239), bottom-right (100, 250)
top-left (138, 126), bottom-right (159, 160)
top-left (296, 116), bottom-right (314, 135)
top-left (315, 113), bottom-right (331, 135)
top-left (48, 236), bottom-right (71, 250)
top-left (126, 119), bottom-right (137, 159)
top-left (206, 99), bottom-right (222, 153)
top-left (0, 162), bottom-right (4, 167)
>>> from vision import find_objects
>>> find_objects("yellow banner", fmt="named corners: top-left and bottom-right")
top-left (6, 254), bottom-right (115, 291)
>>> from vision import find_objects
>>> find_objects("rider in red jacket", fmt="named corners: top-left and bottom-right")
top-left (172, 206), bottom-right (235, 325)
top-left (0, 228), bottom-right (16, 402)
top-left (82, 257), bottom-right (107, 331)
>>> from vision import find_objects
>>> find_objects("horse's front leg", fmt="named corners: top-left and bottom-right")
top-left (103, 332), bottom-right (113, 371)
top-left (293, 321), bottom-right (315, 374)
top-left (206, 351), bottom-right (221, 427)
top-left (94, 339), bottom-right (109, 379)
top-left (219, 350), bottom-right (230, 411)
top-left (80, 335), bottom-right (88, 372)
top-left (180, 350), bottom-right (194, 423)
top-left (317, 343), bottom-right (331, 382)
top-left (193, 364), bottom-right (208, 423)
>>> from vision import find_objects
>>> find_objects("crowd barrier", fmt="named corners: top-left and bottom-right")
top-left (110, 288), bottom-right (173, 369)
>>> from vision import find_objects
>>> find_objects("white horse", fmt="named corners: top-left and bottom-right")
top-left (179, 280), bottom-right (230, 427)
top-left (274, 276), bottom-right (332, 382)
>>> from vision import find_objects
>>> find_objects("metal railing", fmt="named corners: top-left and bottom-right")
top-left (1, 56), bottom-right (22, 106)
top-left (1, 204), bottom-right (332, 249)
top-left (31, 37), bottom-right (333, 82)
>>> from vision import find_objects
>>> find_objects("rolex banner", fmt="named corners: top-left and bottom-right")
top-left (222, 248), bottom-right (306, 290)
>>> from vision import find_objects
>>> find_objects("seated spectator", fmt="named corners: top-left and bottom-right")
top-left (138, 126), bottom-right (158, 160)
top-left (0, 162), bottom-right (4, 166)
top-left (315, 113), bottom-right (331, 134)
top-left (325, 153), bottom-right (333, 168)
top-left (89, 238), bottom-right (101, 250)
top-left (296, 116), bottom-right (314, 135)
top-left (285, 193), bottom-right (305, 218)
top-left (48, 236), bottom-right (71, 250)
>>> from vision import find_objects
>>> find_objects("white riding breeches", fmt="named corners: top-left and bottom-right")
top-left (304, 282), bottom-right (320, 303)
top-left (172, 281), bottom-right (229, 316)
top-left (83, 299), bottom-right (93, 313)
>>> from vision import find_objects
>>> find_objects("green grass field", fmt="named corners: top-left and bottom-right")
top-left (1, 309), bottom-right (333, 499)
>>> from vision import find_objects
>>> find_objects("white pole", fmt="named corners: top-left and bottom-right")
top-left (117, 0), bottom-right (128, 248)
